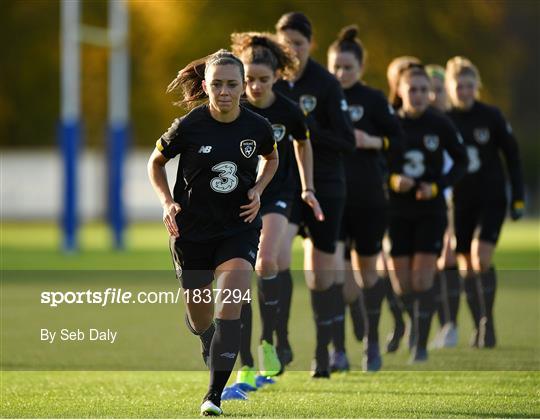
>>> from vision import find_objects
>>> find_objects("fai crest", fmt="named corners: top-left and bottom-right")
top-left (299, 95), bottom-right (317, 114)
top-left (348, 105), bottom-right (364, 122)
top-left (474, 128), bottom-right (490, 144)
top-left (423, 134), bottom-right (439, 152)
top-left (272, 124), bottom-right (286, 142)
top-left (240, 139), bottom-right (256, 158)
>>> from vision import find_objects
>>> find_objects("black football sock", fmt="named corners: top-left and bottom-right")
top-left (464, 275), bottom-right (482, 328)
top-left (415, 288), bottom-right (435, 350)
top-left (258, 274), bottom-right (280, 344)
top-left (208, 318), bottom-right (241, 403)
top-left (310, 288), bottom-right (333, 370)
top-left (275, 269), bottom-right (293, 348)
top-left (433, 271), bottom-right (448, 327)
top-left (348, 296), bottom-right (366, 341)
top-left (330, 284), bottom-right (346, 352)
top-left (444, 266), bottom-right (461, 324)
top-left (239, 303), bottom-right (254, 367)
top-left (363, 278), bottom-right (386, 345)
top-left (384, 275), bottom-right (405, 328)
top-left (480, 266), bottom-right (497, 323)
top-left (185, 314), bottom-right (215, 368)
top-left (401, 293), bottom-right (415, 323)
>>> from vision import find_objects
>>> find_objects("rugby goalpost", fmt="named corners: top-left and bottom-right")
top-left (60, 0), bottom-right (129, 251)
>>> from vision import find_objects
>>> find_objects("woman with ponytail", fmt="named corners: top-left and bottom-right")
top-left (445, 56), bottom-right (525, 349)
top-left (274, 11), bottom-right (355, 379)
top-left (387, 63), bottom-right (467, 364)
top-left (327, 25), bottom-right (404, 372)
top-left (229, 31), bottom-right (322, 387)
top-left (148, 49), bottom-right (278, 416)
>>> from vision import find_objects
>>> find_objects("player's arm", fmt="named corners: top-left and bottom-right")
top-left (385, 119), bottom-right (411, 194)
top-left (307, 83), bottom-right (355, 153)
top-left (147, 148), bottom-right (181, 237)
top-left (357, 94), bottom-right (402, 151)
top-left (494, 111), bottom-right (525, 219)
top-left (147, 118), bottom-right (184, 237)
top-left (293, 135), bottom-right (324, 221)
top-left (432, 126), bottom-right (468, 195)
top-left (240, 146), bottom-right (279, 223)
top-left (374, 93), bottom-right (406, 156)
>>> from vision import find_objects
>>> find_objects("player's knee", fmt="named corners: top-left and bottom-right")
top-left (188, 314), bottom-right (213, 334)
top-left (412, 278), bottom-right (434, 292)
top-left (215, 299), bottom-right (244, 320)
top-left (256, 256), bottom-right (278, 278)
top-left (360, 268), bottom-right (378, 288)
top-left (477, 254), bottom-right (492, 273)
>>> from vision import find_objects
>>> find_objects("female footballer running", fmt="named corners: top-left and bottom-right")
top-left (445, 56), bottom-right (524, 349)
top-left (387, 63), bottom-right (467, 363)
top-left (274, 12), bottom-right (356, 378)
top-left (148, 49), bottom-right (278, 416)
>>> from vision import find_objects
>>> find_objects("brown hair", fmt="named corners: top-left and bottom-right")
top-left (166, 49), bottom-right (245, 108)
top-left (387, 56), bottom-right (421, 106)
top-left (231, 32), bottom-right (298, 80)
top-left (445, 56), bottom-right (482, 87)
top-left (389, 63), bottom-right (430, 109)
top-left (327, 25), bottom-right (365, 65)
top-left (275, 11), bottom-right (312, 40)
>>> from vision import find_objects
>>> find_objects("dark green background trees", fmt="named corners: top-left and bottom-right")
top-left (1, 0), bottom-right (538, 202)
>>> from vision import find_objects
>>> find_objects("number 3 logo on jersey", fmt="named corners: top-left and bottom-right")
top-left (210, 161), bottom-right (238, 193)
top-left (240, 139), bottom-right (256, 158)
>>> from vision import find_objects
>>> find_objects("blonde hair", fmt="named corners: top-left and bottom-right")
top-left (445, 56), bottom-right (482, 87)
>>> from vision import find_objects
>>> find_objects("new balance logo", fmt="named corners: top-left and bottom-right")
top-left (220, 352), bottom-right (237, 359)
top-left (248, 250), bottom-right (256, 259)
top-left (275, 200), bottom-right (287, 209)
top-left (198, 146), bottom-right (212, 153)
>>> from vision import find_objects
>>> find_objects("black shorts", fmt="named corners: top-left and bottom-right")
top-left (389, 211), bottom-right (447, 257)
top-left (169, 229), bottom-right (260, 289)
top-left (288, 194), bottom-right (345, 254)
top-left (260, 195), bottom-right (291, 218)
top-left (454, 202), bottom-right (506, 254)
top-left (339, 205), bottom-right (387, 256)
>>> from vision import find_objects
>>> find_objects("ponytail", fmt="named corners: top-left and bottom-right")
top-left (231, 32), bottom-right (298, 80)
top-left (327, 24), bottom-right (365, 65)
top-left (167, 49), bottom-right (245, 108)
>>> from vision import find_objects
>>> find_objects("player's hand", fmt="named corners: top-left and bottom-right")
top-left (301, 190), bottom-right (325, 222)
top-left (390, 174), bottom-right (415, 193)
top-left (240, 188), bottom-right (260, 223)
top-left (355, 129), bottom-right (383, 149)
top-left (510, 200), bottom-right (525, 221)
top-left (416, 182), bottom-right (437, 200)
top-left (163, 201), bottom-right (181, 238)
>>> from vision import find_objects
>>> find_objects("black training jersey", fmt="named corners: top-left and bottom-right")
top-left (390, 108), bottom-right (467, 214)
top-left (274, 58), bottom-right (355, 197)
top-left (243, 91), bottom-right (308, 200)
top-left (447, 101), bottom-right (524, 207)
top-left (343, 82), bottom-right (404, 207)
top-left (156, 104), bottom-right (276, 242)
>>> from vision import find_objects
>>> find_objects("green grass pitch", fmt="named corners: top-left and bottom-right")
top-left (1, 220), bottom-right (539, 418)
